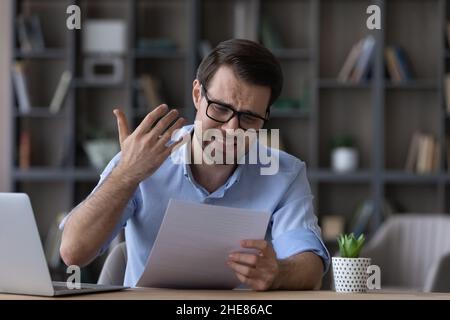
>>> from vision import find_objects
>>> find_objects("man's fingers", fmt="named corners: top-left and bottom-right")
top-left (234, 274), bottom-right (267, 291)
top-left (228, 253), bottom-right (259, 267)
top-left (135, 104), bottom-right (169, 136)
top-left (163, 133), bottom-right (190, 157)
top-left (227, 261), bottom-right (255, 278)
top-left (158, 117), bottom-right (185, 147)
top-left (113, 109), bottom-right (130, 147)
top-left (241, 240), bottom-right (269, 253)
top-left (151, 109), bottom-right (180, 137)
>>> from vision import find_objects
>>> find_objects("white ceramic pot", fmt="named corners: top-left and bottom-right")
top-left (84, 139), bottom-right (120, 171)
top-left (332, 257), bottom-right (371, 293)
top-left (331, 147), bottom-right (358, 173)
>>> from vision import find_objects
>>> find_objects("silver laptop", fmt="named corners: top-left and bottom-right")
top-left (0, 193), bottom-right (127, 296)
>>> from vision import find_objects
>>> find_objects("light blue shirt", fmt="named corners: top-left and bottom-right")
top-left (62, 125), bottom-right (330, 287)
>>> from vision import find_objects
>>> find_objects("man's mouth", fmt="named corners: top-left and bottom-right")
top-left (212, 136), bottom-right (237, 146)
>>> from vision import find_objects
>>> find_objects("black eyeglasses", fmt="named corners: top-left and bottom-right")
top-left (201, 84), bottom-right (269, 130)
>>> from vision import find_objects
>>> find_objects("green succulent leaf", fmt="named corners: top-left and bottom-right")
top-left (336, 233), bottom-right (365, 258)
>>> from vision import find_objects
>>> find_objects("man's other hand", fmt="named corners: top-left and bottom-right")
top-left (227, 239), bottom-right (280, 291)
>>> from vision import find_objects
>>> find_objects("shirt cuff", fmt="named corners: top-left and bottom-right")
top-left (271, 227), bottom-right (331, 274)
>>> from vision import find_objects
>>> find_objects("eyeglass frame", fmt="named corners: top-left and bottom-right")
top-left (200, 83), bottom-right (270, 129)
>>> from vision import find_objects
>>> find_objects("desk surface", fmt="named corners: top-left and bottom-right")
top-left (1, 288), bottom-right (450, 300)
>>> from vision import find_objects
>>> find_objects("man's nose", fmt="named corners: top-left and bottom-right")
top-left (222, 114), bottom-right (240, 130)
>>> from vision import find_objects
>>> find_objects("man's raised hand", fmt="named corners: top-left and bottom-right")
top-left (113, 104), bottom-right (186, 185)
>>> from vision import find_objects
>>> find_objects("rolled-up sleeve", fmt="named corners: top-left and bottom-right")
top-left (270, 160), bottom-right (330, 274)
top-left (59, 152), bottom-right (137, 255)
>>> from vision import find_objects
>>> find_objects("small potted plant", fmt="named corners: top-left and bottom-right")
top-left (331, 135), bottom-right (359, 173)
top-left (332, 233), bottom-right (371, 293)
top-left (83, 126), bottom-right (119, 171)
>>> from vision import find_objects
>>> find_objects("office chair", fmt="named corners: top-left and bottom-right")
top-left (361, 214), bottom-right (450, 292)
top-left (97, 242), bottom-right (127, 286)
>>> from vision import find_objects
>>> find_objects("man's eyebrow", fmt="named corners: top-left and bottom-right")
top-left (209, 97), bottom-right (262, 117)
top-left (208, 96), bottom-right (234, 108)
top-left (240, 109), bottom-right (262, 117)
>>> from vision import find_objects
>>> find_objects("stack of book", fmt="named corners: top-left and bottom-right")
top-left (385, 45), bottom-right (413, 82)
top-left (11, 61), bottom-right (72, 114)
top-left (138, 74), bottom-right (164, 112)
top-left (405, 132), bottom-right (440, 174)
top-left (337, 35), bottom-right (376, 83)
top-left (11, 61), bottom-right (31, 114)
top-left (234, 0), bottom-right (259, 41)
top-left (17, 14), bottom-right (45, 53)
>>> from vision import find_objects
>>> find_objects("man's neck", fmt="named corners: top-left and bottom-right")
top-left (190, 162), bottom-right (237, 194)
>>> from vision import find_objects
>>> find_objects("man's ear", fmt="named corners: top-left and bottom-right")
top-left (192, 79), bottom-right (201, 111)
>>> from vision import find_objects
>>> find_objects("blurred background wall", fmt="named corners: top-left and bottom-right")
top-left (0, 0), bottom-right (12, 192)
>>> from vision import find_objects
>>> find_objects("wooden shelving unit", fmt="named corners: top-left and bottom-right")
top-left (9, 0), bottom-right (450, 283)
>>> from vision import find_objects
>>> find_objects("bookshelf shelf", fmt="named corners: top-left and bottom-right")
top-left (72, 169), bottom-right (101, 182)
top-left (73, 79), bottom-right (127, 89)
top-left (13, 168), bottom-right (101, 182)
top-left (318, 79), bottom-right (371, 89)
top-left (385, 80), bottom-right (439, 90)
top-left (13, 108), bottom-right (67, 118)
top-left (383, 171), bottom-right (442, 183)
top-left (309, 170), bottom-right (372, 183)
top-left (13, 168), bottom-right (72, 181)
top-left (14, 49), bottom-right (67, 60)
top-left (132, 49), bottom-right (187, 59)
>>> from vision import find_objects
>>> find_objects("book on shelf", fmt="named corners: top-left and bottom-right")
top-left (139, 74), bottom-right (164, 111)
top-left (405, 132), bottom-right (421, 172)
top-left (445, 74), bottom-right (450, 115)
top-left (260, 17), bottom-right (283, 50)
top-left (19, 129), bottom-right (31, 170)
top-left (447, 139), bottom-right (450, 171)
top-left (11, 61), bottom-right (31, 114)
top-left (351, 35), bottom-right (376, 83)
top-left (405, 132), bottom-right (440, 174)
top-left (49, 70), bottom-right (73, 114)
top-left (385, 46), bottom-right (413, 82)
top-left (17, 14), bottom-right (45, 53)
top-left (234, 0), bottom-right (259, 41)
top-left (337, 35), bottom-right (375, 83)
top-left (337, 38), bottom-right (364, 82)
top-left (58, 132), bottom-right (72, 168)
top-left (447, 22), bottom-right (450, 50)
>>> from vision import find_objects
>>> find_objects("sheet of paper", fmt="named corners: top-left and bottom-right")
top-left (136, 199), bottom-right (271, 289)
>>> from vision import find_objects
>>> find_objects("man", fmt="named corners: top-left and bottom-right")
top-left (60, 39), bottom-right (330, 291)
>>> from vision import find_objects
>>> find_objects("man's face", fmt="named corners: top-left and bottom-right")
top-left (192, 65), bottom-right (271, 163)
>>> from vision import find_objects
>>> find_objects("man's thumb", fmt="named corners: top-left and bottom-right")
top-left (113, 109), bottom-right (130, 147)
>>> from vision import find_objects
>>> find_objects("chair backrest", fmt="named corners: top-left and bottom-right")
top-left (361, 214), bottom-right (450, 290)
top-left (97, 242), bottom-right (127, 286)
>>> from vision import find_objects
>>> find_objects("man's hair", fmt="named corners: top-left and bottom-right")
top-left (196, 39), bottom-right (283, 110)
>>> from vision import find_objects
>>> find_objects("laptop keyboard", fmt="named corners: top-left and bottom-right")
top-left (53, 284), bottom-right (92, 291)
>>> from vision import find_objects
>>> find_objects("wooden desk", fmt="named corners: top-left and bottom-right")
top-left (1, 288), bottom-right (450, 300)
